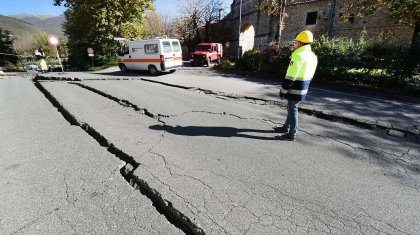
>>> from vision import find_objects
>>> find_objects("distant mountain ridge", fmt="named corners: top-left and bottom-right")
top-left (9, 14), bottom-right (65, 37)
top-left (0, 14), bottom-right (42, 35)
top-left (0, 14), bottom-right (65, 55)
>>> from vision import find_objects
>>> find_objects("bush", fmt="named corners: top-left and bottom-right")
top-left (87, 56), bottom-right (117, 71)
top-left (312, 35), bottom-right (419, 90)
top-left (231, 34), bottom-right (419, 93)
top-left (214, 58), bottom-right (234, 70)
top-left (235, 43), bottom-right (292, 76)
top-left (235, 49), bottom-right (263, 72)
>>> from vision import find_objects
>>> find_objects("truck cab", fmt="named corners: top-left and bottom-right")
top-left (190, 43), bottom-right (223, 66)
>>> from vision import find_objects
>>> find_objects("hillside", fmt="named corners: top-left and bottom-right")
top-left (0, 14), bottom-right (53, 55)
top-left (0, 14), bottom-right (42, 35)
top-left (11, 14), bottom-right (65, 37)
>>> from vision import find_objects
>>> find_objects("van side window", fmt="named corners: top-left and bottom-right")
top-left (172, 41), bottom-right (181, 53)
top-left (144, 44), bottom-right (158, 54)
top-left (162, 41), bottom-right (172, 54)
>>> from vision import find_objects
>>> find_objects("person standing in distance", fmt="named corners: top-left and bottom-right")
top-left (275, 30), bottom-right (318, 141)
top-left (35, 47), bottom-right (48, 73)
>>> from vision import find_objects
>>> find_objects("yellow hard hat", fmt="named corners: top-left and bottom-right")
top-left (295, 30), bottom-right (314, 43)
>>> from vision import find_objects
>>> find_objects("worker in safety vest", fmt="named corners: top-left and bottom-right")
top-left (35, 47), bottom-right (48, 73)
top-left (275, 30), bottom-right (318, 141)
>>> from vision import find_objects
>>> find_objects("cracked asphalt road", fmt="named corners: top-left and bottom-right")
top-left (0, 80), bottom-right (181, 234)
top-left (1, 70), bottom-right (419, 234)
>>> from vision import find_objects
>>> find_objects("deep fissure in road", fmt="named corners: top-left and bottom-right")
top-left (139, 78), bottom-right (418, 142)
top-left (68, 80), bottom-right (419, 189)
top-left (35, 74), bottom-right (417, 143)
top-left (34, 76), bottom-right (420, 143)
top-left (33, 80), bottom-right (204, 235)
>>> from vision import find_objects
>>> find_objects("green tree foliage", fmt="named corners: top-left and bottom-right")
top-left (121, 22), bottom-right (149, 40)
top-left (53, 0), bottom-right (153, 68)
top-left (0, 28), bottom-right (18, 66)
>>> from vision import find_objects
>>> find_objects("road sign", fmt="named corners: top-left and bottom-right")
top-left (88, 53), bottom-right (94, 57)
top-left (47, 35), bottom-right (64, 73)
top-left (47, 35), bottom-right (60, 47)
top-left (87, 48), bottom-right (94, 54)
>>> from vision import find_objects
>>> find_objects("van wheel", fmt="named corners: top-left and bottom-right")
top-left (148, 65), bottom-right (159, 76)
top-left (119, 64), bottom-right (129, 73)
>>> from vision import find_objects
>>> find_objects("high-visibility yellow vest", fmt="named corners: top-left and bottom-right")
top-left (35, 50), bottom-right (48, 71)
top-left (280, 45), bottom-right (318, 101)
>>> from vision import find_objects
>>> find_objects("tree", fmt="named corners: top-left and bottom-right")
top-left (172, 16), bottom-right (200, 54)
top-left (201, 0), bottom-right (225, 41)
top-left (255, 0), bottom-right (287, 43)
top-left (144, 11), bottom-right (175, 38)
top-left (121, 22), bottom-right (149, 40)
top-left (53, 0), bottom-right (154, 68)
top-left (342, 0), bottom-right (419, 48)
top-left (0, 28), bottom-right (18, 66)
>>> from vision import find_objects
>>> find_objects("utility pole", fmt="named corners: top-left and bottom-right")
top-left (237, 0), bottom-right (242, 59)
top-left (278, 0), bottom-right (286, 44)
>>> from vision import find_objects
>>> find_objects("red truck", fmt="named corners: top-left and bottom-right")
top-left (190, 43), bottom-right (223, 66)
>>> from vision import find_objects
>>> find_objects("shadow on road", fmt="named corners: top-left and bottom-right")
top-left (149, 124), bottom-right (277, 140)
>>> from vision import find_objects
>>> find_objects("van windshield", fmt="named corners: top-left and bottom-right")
top-left (162, 41), bottom-right (172, 54)
top-left (195, 45), bottom-right (211, 51)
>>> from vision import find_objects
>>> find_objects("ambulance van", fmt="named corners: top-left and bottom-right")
top-left (118, 38), bottom-right (183, 75)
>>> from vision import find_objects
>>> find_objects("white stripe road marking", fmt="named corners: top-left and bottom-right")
top-left (310, 88), bottom-right (420, 107)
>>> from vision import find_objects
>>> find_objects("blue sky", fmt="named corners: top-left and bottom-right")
top-left (0, 0), bottom-right (231, 16)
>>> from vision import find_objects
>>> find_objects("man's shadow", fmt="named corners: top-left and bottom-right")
top-left (149, 124), bottom-right (276, 140)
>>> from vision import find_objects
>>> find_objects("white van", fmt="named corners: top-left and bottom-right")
top-left (117, 38), bottom-right (183, 75)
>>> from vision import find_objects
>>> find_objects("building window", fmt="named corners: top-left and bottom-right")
top-left (306, 11), bottom-right (318, 25)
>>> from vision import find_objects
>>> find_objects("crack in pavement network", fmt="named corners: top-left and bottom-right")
top-left (300, 129), bottom-right (419, 189)
top-left (33, 80), bottom-right (204, 235)
top-left (136, 77), bottom-right (419, 143)
top-left (47, 76), bottom-right (418, 142)
top-left (11, 208), bottom-right (61, 234)
top-left (141, 144), bottom-right (412, 234)
top-left (35, 75), bottom-right (420, 143)
top-left (33, 79), bottom-right (418, 234)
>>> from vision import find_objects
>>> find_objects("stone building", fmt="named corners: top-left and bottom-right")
top-left (223, 0), bottom-right (415, 57)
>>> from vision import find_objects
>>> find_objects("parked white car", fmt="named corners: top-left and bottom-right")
top-left (26, 64), bottom-right (39, 71)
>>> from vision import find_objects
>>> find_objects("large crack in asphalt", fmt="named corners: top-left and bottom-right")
top-left (33, 80), bottom-right (204, 235)
top-left (139, 78), bottom-right (419, 143)
top-left (67, 81), bottom-right (419, 181)
top-left (36, 75), bottom-right (419, 143)
top-left (33, 78), bottom-right (418, 234)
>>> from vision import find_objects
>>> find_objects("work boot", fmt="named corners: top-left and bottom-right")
top-left (273, 126), bottom-right (288, 133)
top-left (275, 133), bottom-right (296, 141)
